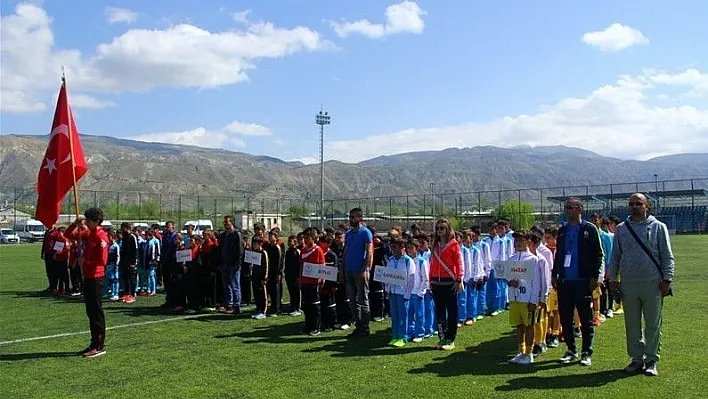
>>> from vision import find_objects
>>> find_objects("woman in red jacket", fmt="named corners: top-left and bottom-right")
top-left (429, 218), bottom-right (464, 351)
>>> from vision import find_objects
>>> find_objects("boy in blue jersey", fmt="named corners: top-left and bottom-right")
top-left (406, 239), bottom-right (429, 343)
top-left (386, 237), bottom-right (416, 347)
top-left (471, 226), bottom-right (491, 320)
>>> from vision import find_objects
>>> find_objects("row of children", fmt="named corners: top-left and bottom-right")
top-left (41, 226), bottom-right (83, 296)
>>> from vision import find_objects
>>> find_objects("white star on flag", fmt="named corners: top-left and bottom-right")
top-left (43, 158), bottom-right (57, 175)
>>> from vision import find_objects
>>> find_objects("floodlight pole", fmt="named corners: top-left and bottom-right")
top-left (316, 109), bottom-right (331, 230)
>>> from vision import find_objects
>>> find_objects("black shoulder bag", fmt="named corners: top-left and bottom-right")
top-left (624, 221), bottom-right (673, 297)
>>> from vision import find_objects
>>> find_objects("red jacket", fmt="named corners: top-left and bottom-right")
top-left (429, 239), bottom-right (464, 282)
top-left (66, 225), bottom-right (109, 279)
top-left (299, 244), bottom-right (325, 285)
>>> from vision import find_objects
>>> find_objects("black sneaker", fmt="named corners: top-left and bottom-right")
top-left (309, 330), bottom-right (321, 336)
top-left (580, 353), bottom-right (592, 367)
top-left (624, 361), bottom-right (645, 374)
top-left (573, 328), bottom-right (582, 338)
top-left (560, 351), bottom-right (579, 364)
top-left (532, 344), bottom-right (543, 356)
top-left (548, 336), bottom-right (560, 348)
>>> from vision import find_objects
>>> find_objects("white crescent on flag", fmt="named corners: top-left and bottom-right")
top-left (49, 124), bottom-right (70, 142)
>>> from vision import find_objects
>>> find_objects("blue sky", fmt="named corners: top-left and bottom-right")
top-left (1, 0), bottom-right (707, 163)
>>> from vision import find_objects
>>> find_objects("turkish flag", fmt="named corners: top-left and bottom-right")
top-left (35, 81), bottom-right (88, 228)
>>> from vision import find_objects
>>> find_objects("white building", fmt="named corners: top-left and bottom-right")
top-left (235, 212), bottom-right (284, 231)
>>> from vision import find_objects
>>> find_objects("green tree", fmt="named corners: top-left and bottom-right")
top-left (492, 200), bottom-right (535, 230)
top-left (287, 205), bottom-right (312, 218)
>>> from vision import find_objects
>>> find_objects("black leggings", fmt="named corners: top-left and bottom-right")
top-left (432, 283), bottom-right (458, 342)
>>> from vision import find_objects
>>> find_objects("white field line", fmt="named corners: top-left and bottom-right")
top-left (0, 313), bottom-right (212, 346)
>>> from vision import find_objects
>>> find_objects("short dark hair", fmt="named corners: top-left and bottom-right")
top-left (470, 226), bottom-right (481, 235)
top-left (390, 237), bottom-right (405, 247)
top-left (609, 215), bottom-right (620, 225)
top-left (165, 220), bottom-right (175, 227)
top-left (545, 225), bottom-right (559, 237)
top-left (349, 207), bottom-right (363, 218)
top-left (287, 235), bottom-right (297, 242)
top-left (512, 230), bottom-right (529, 240)
top-left (120, 222), bottom-right (131, 230)
top-left (84, 207), bottom-right (104, 224)
top-left (528, 231), bottom-right (542, 245)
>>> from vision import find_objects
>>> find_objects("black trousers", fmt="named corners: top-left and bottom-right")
top-left (83, 278), bottom-right (106, 349)
top-left (432, 283), bottom-right (458, 342)
top-left (44, 256), bottom-right (53, 289)
top-left (302, 284), bottom-right (321, 333)
top-left (55, 260), bottom-right (70, 292)
top-left (252, 274), bottom-right (267, 314)
top-left (70, 265), bottom-right (83, 293)
top-left (335, 282), bottom-right (353, 325)
top-left (558, 280), bottom-right (595, 356)
top-left (267, 275), bottom-right (282, 315)
top-left (241, 265), bottom-right (252, 305)
top-left (186, 269), bottom-right (201, 310)
top-left (121, 264), bottom-right (137, 296)
top-left (369, 279), bottom-right (385, 320)
top-left (600, 282), bottom-right (611, 314)
top-left (320, 290), bottom-right (336, 330)
top-left (285, 274), bottom-right (300, 312)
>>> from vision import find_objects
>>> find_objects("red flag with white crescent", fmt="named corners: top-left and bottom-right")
top-left (35, 81), bottom-right (88, 228)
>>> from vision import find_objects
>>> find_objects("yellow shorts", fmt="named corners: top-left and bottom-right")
top-left (592, 286), bottom-right (601, 299)
top-left (509, 301), bottom-right (535, 327)
top-left (547, 289), bottom-right (558, 312)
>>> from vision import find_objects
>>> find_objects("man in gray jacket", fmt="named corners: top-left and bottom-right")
top-left (609, 193), bottom-right (675, 377)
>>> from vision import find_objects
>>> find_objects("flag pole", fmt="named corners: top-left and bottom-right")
top-left (62, 66), bottom-right (81, 219)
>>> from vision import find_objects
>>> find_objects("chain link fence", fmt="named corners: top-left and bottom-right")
top-left (2, 178), bottom-right (707, 235)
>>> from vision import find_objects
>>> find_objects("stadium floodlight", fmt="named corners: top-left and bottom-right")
top-left (316, 110), bottom-right (331, 230)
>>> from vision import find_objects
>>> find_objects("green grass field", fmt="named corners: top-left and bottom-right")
top-left (1, 238), bottom-right (707, 399)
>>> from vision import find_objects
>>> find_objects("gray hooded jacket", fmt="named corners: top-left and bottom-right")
top-left (609, 215), bottom-right (675, 282)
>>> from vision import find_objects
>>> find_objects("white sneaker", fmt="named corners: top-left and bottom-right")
top-left (412, 337), bottom-right (423, 343)
top-left (508, 353), bottom-right (524, 364)
top-left (339, 324), bottom-right (350, 330)
top-left (289, 311), bottom-right (302, 316)
top-left (517, 354), bottom-right (533, 365)
top-left (254, 313), bottom-right (266, 320)
top-left (185, 309), bottom-right (197, 315)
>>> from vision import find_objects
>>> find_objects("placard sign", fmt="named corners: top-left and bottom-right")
top-left (496, 259), bottom-right (536, 283)
top-left (176, 249), bottom-right (192, 263)
top-left (244, 250), bottom-right (262, 265)
top-left (53, 241), bottom-right (65, 252)
top-left (302, 262), bottom-right (339, 282)
top-left (373, 265), bottom-right (407, 287)
top-left (492, 260), bottom-right (507, 280)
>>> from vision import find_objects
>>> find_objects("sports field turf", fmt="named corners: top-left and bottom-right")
top-left (1, 238), bottom-right (707, 399)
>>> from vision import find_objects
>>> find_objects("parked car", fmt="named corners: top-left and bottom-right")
top-left (0, 228), bottom-right (20, 244)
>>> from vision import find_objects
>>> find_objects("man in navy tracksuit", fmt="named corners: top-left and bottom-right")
top-left (161, 221), bottom-right (178, 307)
top-left (119, 222), bottom-right (139, 303)
top-left (553, 197), bottom-right (604, 367)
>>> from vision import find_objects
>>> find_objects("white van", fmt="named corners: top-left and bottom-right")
top-left (181, 219), bottom-right (213, 236)
top-left (14, 219), bottom-right (47, 242)
top-left (101, 221), bottom-right (114, 231)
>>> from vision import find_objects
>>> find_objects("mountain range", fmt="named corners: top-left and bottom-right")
top-left (1, 134), bottom-right (707, 204)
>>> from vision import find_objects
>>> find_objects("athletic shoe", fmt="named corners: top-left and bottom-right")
top-left (435, 340), bottom-right (445, 350)
top-left (185, 308), bottom-right (197, 315)
top-left (540, 343), bottom-right (548, 353)
top-left (125, 296), bottom-right (135, 304)
top-left (605, 309), bottom-right (614, 319)
top-left (148, 292), bottom-right (156, 297)
top-left (593, 317), bottom-right (602, 326)
top-left (614, 307), bottom-right (624, 315)
top-left (476, 315), bottom-right (484, 320)
top-left (173, 306), bottom-right (185, 313)
top-left (83, 348), bottom-right (106, 358)
top-left (490, 310), bottom-right (500, 316)
top-left (289, 310), bottom-right (302, 316)
top-left (308, 330), bottom-right (321, 336)
top-left (624, 361), bottom-right (645, 373)
top-left (441, 341), bottom-right (455, 351)
top-left (109, 296), bottom-right (120, 301)
top-left (254, 313), bottom-right (266, 320)
top-left (339, 324), bottom-right (350, 330)
top-left (411, 337), bottom-right (423, 343)
top-left (373, 317), bottom-right (385, 322)
top-left (392, 339), bottom-right (406, 348)
top-left (267, 313), bottom-right (278, 318)
top-left (388, 338), bottom-right (397, 346)
top-left (508, 353), bottom-right (524, 364)
top-left (517, 354), bottom-right (533, 365)
top-left (560, 351), bottom-right (579, 364)
top-left (573, 328), bottom-right (582, 338)
top-left (78, 346), bottom-right (93, 355)
top-left (464, 320), bottom-right (474, 326)
top-left (71, 292), bottom-right (82, 297)
top-left (580, 353), bottom-right (592, 366)
top-left (532, 344), bottom-right (543, 356)
top-left (644, 361), bottom-right (658, 376)
top-left (423, 334), bottom-right (433, 339)
top-left (457, 322), bottom-right (463, 328)
top-left (599, 314), bottom-right (606, 322)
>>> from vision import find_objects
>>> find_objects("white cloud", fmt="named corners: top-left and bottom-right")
top-left (232, 10), bottom-right (251, 24)
top-left (68, 93), bottom-right (117, 109)
top-left (105, 7), bottom-right (138, 25)
top-left (126, 120), bottom-right (271, 150)
top-left (582, 23), bottom-right (649, 52)
top-left (224, 121), bottom-right (272, 136)
top-left (0, 3), bottom-right (333, 113)
top-left (291, 157), bottom-right (318, 165)
top-left (0, 90), bottom-right (47, 112)
top-left (328, 1), bottom-right (426, 39)
top-left (326, 68), bottom-right (708, 163)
